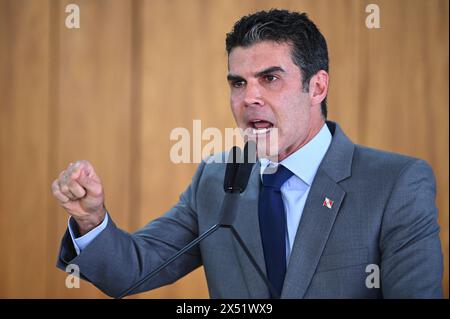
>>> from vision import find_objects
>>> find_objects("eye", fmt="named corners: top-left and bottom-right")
top-left (263, 74), bottom-right (278, 83)
top-left (232, 80), bottom-right (246, 88)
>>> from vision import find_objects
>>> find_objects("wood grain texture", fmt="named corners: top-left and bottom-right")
top-left (0, 0), bottom-right (51, 298)
top-left (0, 0), bottom-right (447, 298)
top-left (47, 0), bottom-right (133, 298)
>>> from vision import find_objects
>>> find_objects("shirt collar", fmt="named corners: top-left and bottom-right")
top-left (259, 123), bottom-right (332, 186)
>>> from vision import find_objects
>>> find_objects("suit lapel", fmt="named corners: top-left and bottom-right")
top-left (231, 162), bottom-right (271, 298)
top-left (281, 121), bottom-right (355, 298)
top-left (281, 170), bottom-right (345, 298)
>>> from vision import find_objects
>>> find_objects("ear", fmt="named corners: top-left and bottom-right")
top-left (308, 70), bottom-right (329, 107)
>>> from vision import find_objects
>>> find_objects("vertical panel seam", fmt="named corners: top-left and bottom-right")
top-left (129, 0), bottom-right (143, 232)
top-left (46, 0), bottom-right (60, 298)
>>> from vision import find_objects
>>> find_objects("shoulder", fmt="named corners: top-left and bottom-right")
top-left (191, 152), bottom-right (228, 190)
top-left (349, 145), bottom-right (436, 195)
top-left (353, 144), bottom-right (434, 178)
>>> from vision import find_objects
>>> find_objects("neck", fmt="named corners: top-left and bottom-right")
top-left (276, 118), bottom-right (326, 162)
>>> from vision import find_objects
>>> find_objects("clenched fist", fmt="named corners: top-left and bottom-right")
top-left (51, 160), bottom-right (106, 236)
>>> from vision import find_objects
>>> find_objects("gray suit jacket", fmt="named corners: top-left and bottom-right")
top-left (57, 121), bottom-right (443, 298)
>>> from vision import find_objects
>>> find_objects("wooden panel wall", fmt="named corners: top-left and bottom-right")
top-left (0, 0), bottom-right (50, 298)
top-left (0, 0), bottom-right (447, 298)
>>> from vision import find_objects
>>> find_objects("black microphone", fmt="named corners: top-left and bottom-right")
top-left (117, 142), bottom-right (278, 299)
top-left (234, 140), bottom-right (257, 191)
top-left (223, 145), bottom-right (241, 192)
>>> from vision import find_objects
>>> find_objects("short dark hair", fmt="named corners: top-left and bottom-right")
top-left (226, 9), bottom-right (329, 118)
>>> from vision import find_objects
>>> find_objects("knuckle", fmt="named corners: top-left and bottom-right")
top-left (60, 184), bottom-right (69, 193)
top-left (52, 183), bottom-right (62, 196)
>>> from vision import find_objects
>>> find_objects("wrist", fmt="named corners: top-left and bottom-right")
top-left (75, 207), bottom-right (106, 236)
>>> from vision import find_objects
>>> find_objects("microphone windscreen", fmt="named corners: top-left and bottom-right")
top-left (223, 146), bottom-right (241, 192)
top-left (234, 141), bottom-right (256, 192)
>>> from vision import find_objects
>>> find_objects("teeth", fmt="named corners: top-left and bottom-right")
top-left (252, 128), bottom-right (270, 134)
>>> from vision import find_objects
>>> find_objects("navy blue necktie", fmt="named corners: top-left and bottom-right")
top-left (258, 165), bottom-right (293, 297)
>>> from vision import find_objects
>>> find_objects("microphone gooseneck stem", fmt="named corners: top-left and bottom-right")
top-left (117, 190), bottom-right (279, 299)
top-left (117, 190), bottom-right (239, 299)
top-left (117, 142), bottom-right (278, 299)
top-left (117, 222), bottom-right (221, 299)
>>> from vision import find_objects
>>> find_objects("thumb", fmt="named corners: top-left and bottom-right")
top-left (77, 167), bottom-right (102, 197)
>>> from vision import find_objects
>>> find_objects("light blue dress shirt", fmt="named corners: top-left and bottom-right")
top-left (69, 124), bottom-right (332, 257)
top-left (68, 212), bottom-right (109, 255)
top-left (259, 123), bottom-right (332, 264)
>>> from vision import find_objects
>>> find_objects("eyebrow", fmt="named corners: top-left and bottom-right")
top-left (227, 74), bottom-right (244, 83)
top-left (255, 66), bottom-right (285, 77)
top-left (227, 66), bottom-right (285, 82)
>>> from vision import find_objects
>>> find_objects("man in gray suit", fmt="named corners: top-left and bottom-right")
top-left (52, 9), bottom-right (443, 298)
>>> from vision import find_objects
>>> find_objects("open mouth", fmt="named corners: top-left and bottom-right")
top-left (248, 119), bottom-right (274, 135)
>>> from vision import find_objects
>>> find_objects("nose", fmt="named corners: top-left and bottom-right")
top-left (244, 81), bottom-right (264, 107)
